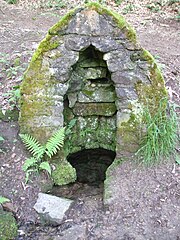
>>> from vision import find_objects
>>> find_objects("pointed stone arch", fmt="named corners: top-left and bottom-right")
top-left (19, 3), bottom-right (167, 194)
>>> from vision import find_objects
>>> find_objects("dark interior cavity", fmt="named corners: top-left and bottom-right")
top-left (67, 148), bottom-right (116, 185)
top-left (89, 78), bottom-right (110, 84)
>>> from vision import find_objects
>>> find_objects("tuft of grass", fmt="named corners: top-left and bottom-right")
top-left (136, 98), bottom-right (179, 165)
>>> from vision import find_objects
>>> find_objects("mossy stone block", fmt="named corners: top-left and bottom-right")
top-left (0, 210), bottom-right (18, 240)
top-left (52, 162), bottom-right (77, 186)
top-left (73, 103), bottom-right (117, 116)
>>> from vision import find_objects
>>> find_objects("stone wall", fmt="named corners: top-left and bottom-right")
top-left (19, 3), bottom-right (167, 189)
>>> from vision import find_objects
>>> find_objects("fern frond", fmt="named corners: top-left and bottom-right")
top-left (22, 157), bottom-right (38, 171)
top-left (45, 128), bottom-right (65, 158)
top-left (0, 196), bottom-right (10, 204)
top-left (19, 134), bottom-right (45, 159)
top-left (39, 161), bottom-right (52, 175)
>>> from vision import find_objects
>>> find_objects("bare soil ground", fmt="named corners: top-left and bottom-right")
top-left (0, 0), bottom-right (180, 239)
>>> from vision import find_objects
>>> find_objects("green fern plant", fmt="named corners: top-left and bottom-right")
top-left (20, 128), bottom-right (65, 183)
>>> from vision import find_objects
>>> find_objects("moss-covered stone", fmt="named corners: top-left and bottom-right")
top-left (85, 2), bottom-right (137, 43)
top-left (52, 161), bottom-right (77, 186)
top-left (0, 210), bottom-right (18, 240)
top-left (104, 157), bottom-right (129, 204)
top-left (48, 2), bottom-right (136, 44)
top-left (73, 102), bottom-right (117, 116)
top-left (48, 8), bottom-right (80, 35)
top-left (19, 1), bottom-right (168, 195)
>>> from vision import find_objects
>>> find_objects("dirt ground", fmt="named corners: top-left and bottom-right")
top-left (0, 0), bottom-right (180, 239)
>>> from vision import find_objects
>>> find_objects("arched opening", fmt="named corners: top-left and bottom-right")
top-left (67, 148), bottom-right (116, 186)
top-left (63, 45), bottom-right (117, 157)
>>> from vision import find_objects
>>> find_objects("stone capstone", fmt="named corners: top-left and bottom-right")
top-left (34, 193), bottom-right (73, 226)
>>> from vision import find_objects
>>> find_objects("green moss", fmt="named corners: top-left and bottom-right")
top-left (116, 112), bottom-right (141, 154)
top-left (82, 89), bottom-right (94, 97)
top-left (64, 113), bottom-right (116, 156)
top-left (140, 49), bottom-right (166, 84)
top-left (47, 2), bottom-right (136, 43)
top-left (133, 49), bottom-right (167, 113)
top-left (52, 161), bottom-right (77, 185)
top-left (48, 8), bottom-right (80, 35)
top-left (140, 49), bottom-right (154, 65)
top-left (73, 102), bottom-right (117, 116)
top-left (0, 210), bottom-right (18, 240)
top-left (31, 35), bottom-right (59, 62)
top-left (85, 2), bottom-right (137, 43)
top-left (19, 45), bottom-right (58, 140)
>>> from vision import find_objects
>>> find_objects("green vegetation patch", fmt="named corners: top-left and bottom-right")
top-left (0, 210), bottom-right (18, 240)
top-left (136, 98), bottom-right (179, 165)
top-left (52, 162), bottom-right (77, 185)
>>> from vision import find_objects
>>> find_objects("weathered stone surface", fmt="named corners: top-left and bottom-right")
top-left (68, 93), bottom-right (78, 108)
top-left (65, 35), bottom-right (90, 51)
top-left (78, 116), bottom-right (99, 130)
top-left (19, 3), bottom-right (167, 191)
top-left (66, 10), bottom-right (114, 36)
top-left (68, 71), bottom-right (84, 93)
top-left (53, 224), bottom-right (86, 240)
top-left (29, 116), bottom-right (64, 128)
top-left (79, 58), bottom-right (106, 68)
top-left (78, 85), bottom-right (116, 103)
top-left (103, 50), bottom-right (135, 72)
top-left (111, 70), bottom-right (150, 85)
top-left (51, 54), bottom-right (79, 75)
top-left (115, 86), bottom-right (138, 100)
top-left (48, 83), bottom-right (69, 96)
top-left (34, 193), bottom-right (73, 226)
top-left (73, 103), bottom-right (117, 116)
top-left (91, 36), bottom-right (122, 52)
top-left (84, 67), bottom-right (107, 79)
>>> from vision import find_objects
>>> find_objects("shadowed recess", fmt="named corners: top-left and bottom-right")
top-left (67, 148), bottom-right (116, 185)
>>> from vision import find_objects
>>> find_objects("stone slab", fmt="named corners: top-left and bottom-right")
top-left (78, 86), bottom-right (116, 103)
top-left (73, 103), bottom-right (117, 116)
top-left (34, 193), bottom-right (73, 226)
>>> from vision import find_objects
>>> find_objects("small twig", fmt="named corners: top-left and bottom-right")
top-left (0, 8), bottom-right (5, 14)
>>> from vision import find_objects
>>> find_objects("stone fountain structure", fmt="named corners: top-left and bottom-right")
top-left (19, 3), bottom-right (166, 201)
